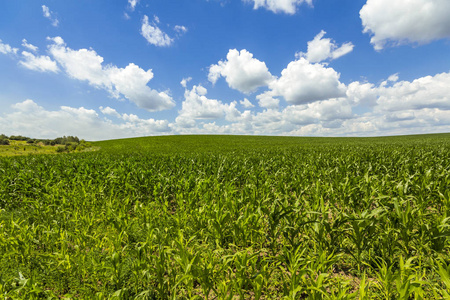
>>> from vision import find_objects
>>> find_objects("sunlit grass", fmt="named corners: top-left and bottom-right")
top-left (0, 140), bottom-right (59, 156)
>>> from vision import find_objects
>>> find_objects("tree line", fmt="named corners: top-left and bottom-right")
top-left (0, 135), bottom-right (92, 152)
top-left (0, 134), bottom-right (83, 145)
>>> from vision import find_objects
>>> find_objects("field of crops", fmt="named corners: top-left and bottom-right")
top-left (0, 134), bottom-right (449, 299)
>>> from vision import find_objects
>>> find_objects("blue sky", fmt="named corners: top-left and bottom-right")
top-left (0, 0), bottom-right (449, 140)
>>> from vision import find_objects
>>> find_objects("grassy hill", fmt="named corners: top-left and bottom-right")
top-left (0, 133), bottom-right (449, 299)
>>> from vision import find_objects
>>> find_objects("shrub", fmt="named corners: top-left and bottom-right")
top-left (56, 146), bottom-right (66, 153)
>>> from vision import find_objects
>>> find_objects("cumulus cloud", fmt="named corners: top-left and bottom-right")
top-left (240, 98), bottom-right (255, 108)
top-left (208, 47), bottom-right (348, 109)
top-left (297, 30), bottom-right (354, 63)
top-left (177, 85), bottom-right (233, 120)
top-left (141, 15), bottom-right (173, 47)
top-left (346, 81), bottom-right (378, 106)
top-left (42, 5), bottom-right (59, 27)
top-left (19, 51), bottom-right (59, 73)
top-left (47, 36), bottom-right (175, 111)
top-left (279, 98), bottom-right (353, 129)
top-left (347, 72), bottom-right (450, 112)
top-left (208, 49), bottom-right (273, 94)
top-left (179, 65), bottom-right (449, 136)
top-left (256, 91), bottom-right (279, 109)
top-left (0, 39), bottom-right (18, 55)
top-left (267, 58), bottom-right (346, 105)
top-left (174, 85), bottom-right (247, 130)
top-left (375, 72), bottom-right (450, 111)
top-left (99, 106), bottom-right (121, 118)
top-left (360, 0), bottom-right (450, 50)
top-left (339, 72), bottom-right (450, 135)
top-left (0, 99), bottom-right (171, 140)
top-left (245, 0), bottom-right (313, 14)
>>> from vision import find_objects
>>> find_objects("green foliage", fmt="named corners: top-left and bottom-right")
top-left (56, 145), bottom-right (66, 153)
top-left (9, 135), bottom-right (30, 141)
top-left (0, 133), bottom-right (449, 298)
top-left (0, 136), bottom-right (94, 156)
top-left (53, 135), bottom-right (80, 145)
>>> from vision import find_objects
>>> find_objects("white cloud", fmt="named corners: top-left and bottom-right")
top-left (240, 98), bottom-right (255, 108)
top-left (375, 72), bottom-right (450, 112)
top-left (42, 5), bottom-right (51, 18)
top-left (48, 36), bottom-right (175, 111)
top-left (346, 81), bottom-right (378, 106)
top-left (340, 72), bottom-right (450, 135)
top-left (0, 39), bottom-right (18, 55)
top-left (180, 77), bottom-right (192, 88)
top-left (360, 0), bottom-right (450, 50)
top-left (297, 31), bottom-right (354, 63)
top-left (386, 109), bottom-right (450, 126)
top-left (174, 85), bottom-right (246, 130)
top-left (282, 105), bottom-right (317, 125)
top-left (281, 98), bottom-right (353, 129)
top-left (108, 63), bottom-right (175, 111)
top-left (178, 85), bottom-right (231, 120)
top-left (19, 51), bottom-right (59, 73)
top-left (48, 39), bottom-right (113, 87)
top-left (245, 0), bottom-right (313, 14)
top-left (348, 72), bottom-right (450, 112)
top-left (387, 73), bottom-right (399, 83)
top-left (172, 67), bottom-right (449, 136)
top-left (99, 106), bottom-right (121, 118)
top-left (141, 15), bottom-right (173, 47)
top-left (251, 109), bottom-right (282, 129)
top-left (256, 91), bottom-right (279, 109)
top-left (174, 25), bottom-right (188, 34)
top-left (0, 99), bottom-right (171, 140)
top-left (42, 5), bottom-right (59, 27)
top-left (128, 0), bottom-right (139, 11)
top-left (208, 49), bottom-right (273, 94)
top-left (49, 36), bottom-right (64, 46)
top-left (21, 39), bottom-right (38, 52)
top-left (267, 57), bottom-right (346, 105)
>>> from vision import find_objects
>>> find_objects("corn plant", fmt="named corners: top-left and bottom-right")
top-left (0, 134), bottom-right (449, 298)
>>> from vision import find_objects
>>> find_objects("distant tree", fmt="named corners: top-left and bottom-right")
top-left (53, 137), bottom-right (63, 145)
top-left (9, 135), bottom-right (29, 141)
top-left (66, 136), bottom-right (80, 143)
top-left (0, 138), bottom-right (9, 145)
top-left (0, 134), bottom-right (8, 139)
top-left (53, 136), bottom-right (80, 145)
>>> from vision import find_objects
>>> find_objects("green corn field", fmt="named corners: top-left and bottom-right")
top-left (0, 134), bottom-right (449, 299)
